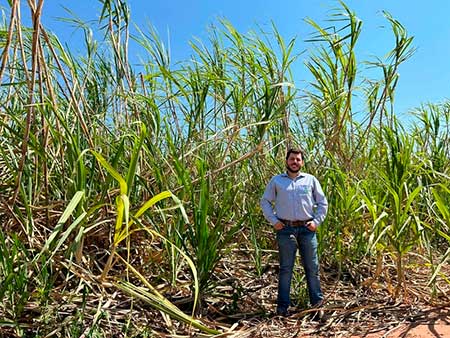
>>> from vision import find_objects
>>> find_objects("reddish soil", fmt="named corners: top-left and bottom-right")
top-left (350, 313), bottom-right (450, 338)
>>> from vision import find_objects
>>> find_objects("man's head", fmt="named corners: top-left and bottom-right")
top-left (285, 148), bottom-right (305, 174)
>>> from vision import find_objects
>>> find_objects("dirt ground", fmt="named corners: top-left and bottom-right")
top-left (360, 320), bottom-right (450, 338)
top-left (208, 250), bottom-right (450, 338)
top-left (94, 245), bottom-right (449, 337)
top-left (350, 307), bottom-right (450, 338)
top-left (225, 305), bottom-right (450, 338)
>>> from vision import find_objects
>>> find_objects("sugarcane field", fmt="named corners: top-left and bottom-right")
top-left (0, 1), bottom-right (449, 337)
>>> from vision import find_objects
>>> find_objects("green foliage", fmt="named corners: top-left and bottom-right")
top-left (0, 231), bottom-right (30, 320)
top-left (183, 156), bottom-right (243, 294)
top-left (0, 0), bottom-right (449, 335)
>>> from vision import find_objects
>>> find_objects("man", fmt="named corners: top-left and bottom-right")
top-left (260, 148), bottom-right (328, 317)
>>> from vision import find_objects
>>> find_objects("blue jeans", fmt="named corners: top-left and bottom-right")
top-left (276, 225), bottom-right (323, 311)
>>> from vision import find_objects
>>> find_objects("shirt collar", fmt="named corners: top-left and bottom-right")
top-left (282, 172), bottom-right (305, 179)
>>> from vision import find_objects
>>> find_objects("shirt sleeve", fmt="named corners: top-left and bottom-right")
top-left (260, 177), bottom-right (280, 225)
top-left (312, 177), bottom-right (328, 225)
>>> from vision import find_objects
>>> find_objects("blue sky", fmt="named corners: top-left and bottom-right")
top-left (32, 0), bottom-right (450, 116)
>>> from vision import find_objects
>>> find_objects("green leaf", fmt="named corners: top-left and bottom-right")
top-left (34, 191), bottom-right (85, 262)
top-left (125, 122), bottom-right (147, 195)
top-left (91, 150), bottom-right (127, 195)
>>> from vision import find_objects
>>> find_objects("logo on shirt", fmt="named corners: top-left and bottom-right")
top-left (297, 185), bottom-right (310, 196)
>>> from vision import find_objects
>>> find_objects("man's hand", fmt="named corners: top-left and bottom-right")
top-left (306, 221), bottom-right (318, 232)
top-left (274, 221), bottom-right (285, 231)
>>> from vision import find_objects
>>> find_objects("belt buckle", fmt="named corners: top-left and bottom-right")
top-left (290, 219), bottom-right (309, 227)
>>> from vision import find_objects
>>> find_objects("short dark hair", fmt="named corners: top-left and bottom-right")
top-left (286, 148), bottom-right (305, 161)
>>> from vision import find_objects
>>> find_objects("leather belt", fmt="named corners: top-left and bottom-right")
top-left (279, 218), bottom-right (312, 227)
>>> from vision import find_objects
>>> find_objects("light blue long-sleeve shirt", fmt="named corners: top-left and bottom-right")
top-left (260, 172), bottom-right (328, 226)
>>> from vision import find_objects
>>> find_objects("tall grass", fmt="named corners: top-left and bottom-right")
top-left (0, 0), bottom-right (449, 336)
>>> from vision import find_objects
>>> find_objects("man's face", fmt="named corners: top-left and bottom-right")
top-left (286, 152), bottom-right (303, 173)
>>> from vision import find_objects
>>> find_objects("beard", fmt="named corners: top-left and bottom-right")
top-left (286, 164), bottom-right (300, 173)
